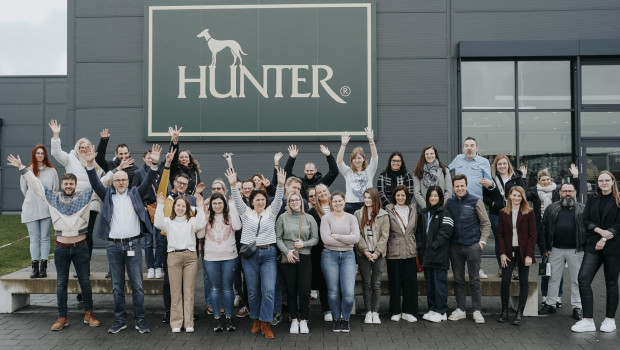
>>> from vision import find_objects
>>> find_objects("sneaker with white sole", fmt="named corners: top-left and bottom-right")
top-left (290, 320), bottom-right (299, 334)
top-left (422, 311), bottom-right (436, 320)
top-left (310, 290), bottom-right (318, 300)
top-left (472, 311), bottom-right (485, 324)
top-left (171, 327), bottom-right (181, 333)
top-left (600, 318), bottom-right (616, 333)
top-left (429, 313), bottom-right (447, 323)
top-left (448, 308), bottom-right (466, 321)
top-left (372, 312), bottom-right (381, 324)
top-left (324, 313), bottom-right (333, 322)
top-left (147, 268), bottom-right (155, 279)
top-left (185, 327), bottom-right (194, 333)
top-left (401, 313), bottom-right (417, 322)
top-left (571, 319), bottom-right (596, 333)
top-left (299, 320), bottom-right (309, 334)
top-left (479, 269), bottom-right (488, 279)
top-left (390, 314), bottom-right (401, 322)
top-left (155, 268), bottom-right (162, 279)
top-left (364, 312), bottom-right (373, 324)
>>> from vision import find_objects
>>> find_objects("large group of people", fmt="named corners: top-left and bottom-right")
top-left (7, 120), bottom-right (620, 337)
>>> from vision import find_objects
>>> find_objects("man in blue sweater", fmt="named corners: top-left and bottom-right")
top-left (446, 174), bottom-right (491, 324)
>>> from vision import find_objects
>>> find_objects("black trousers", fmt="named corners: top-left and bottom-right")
top-left (162, 238), bottom-right (171, 311)
top-left (281, 254), bottom-right (312, 320)
top-left (578, 251), bottom-right (620, 318)
top-left (87, 211), bottom-right (98, 259)
top-left (386, 258), bottom-right (418, 315)
top-left (500, 247), bottom-right (530, 308)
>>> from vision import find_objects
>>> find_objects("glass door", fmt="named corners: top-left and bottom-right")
top-left (580, 141), bottom-right (620, 203)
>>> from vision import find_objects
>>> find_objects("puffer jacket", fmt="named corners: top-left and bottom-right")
top-left (415, 206), bottom-right (453, 269)
top-left (354, 208), bottom-right (390, 257)
top-left (483, 169), bottom-right (526, 215)
top-left (384, 204), bottom-right (418, 259)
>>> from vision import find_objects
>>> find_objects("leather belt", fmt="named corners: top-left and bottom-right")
top-left (256, 244), bottom-right (274, 249)
top-left (107, 235), bottom-right (141, 243)
top-left (172, 249), bottom-right (188, 252)
top-left (56, 239), bottom-right (87, 248)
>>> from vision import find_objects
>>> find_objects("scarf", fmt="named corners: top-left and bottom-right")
top-left (422, 159), bottom-right (440, 188)
top-left (537, 182), bottom-right (556, 213)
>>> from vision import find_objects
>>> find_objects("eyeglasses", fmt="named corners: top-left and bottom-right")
top-left (176, 182), bottom-right (188, 187)
top-left (113, 179), bottom-right (128, 183)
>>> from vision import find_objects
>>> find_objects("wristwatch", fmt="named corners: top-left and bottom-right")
top-left (602, 238), bottom-right (608, 242)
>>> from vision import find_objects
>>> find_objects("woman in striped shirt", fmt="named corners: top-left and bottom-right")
top-left (226, 166), bottom-right (286, 339)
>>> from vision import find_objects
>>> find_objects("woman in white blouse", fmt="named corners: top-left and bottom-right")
top-left (154, 192), bottom-right (205, 333)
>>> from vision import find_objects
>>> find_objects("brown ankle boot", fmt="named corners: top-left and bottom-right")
top-left (51, 317), bottom-right (68, 331)
top-left (251, 319), bottom-right (261, 334)
top-left (261, 321), bottom-right (274, 339)
top-left (84, 310), bottom-right (100, 327)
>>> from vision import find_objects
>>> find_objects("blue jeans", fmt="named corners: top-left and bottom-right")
top-left (203, 262), bottom-right (213, 308)
top-left (54, 242), bottom-right (92, 317)
top-left (204, 258), bottom-right (238, 318)
top-left (144, 227), bottom-right (163, 269)
top-left (241, 245), bottom-right (277, 322)
top-left (26, 217), bottom-right (52, 260)
top-left (106, 238), bottom-right (145, 323)
top-left (321, 249), bottom-right (356, 321)
top-left (344, 202), bottom-right (363, 215)
top-left (274, 262), bottom-right (284, 314)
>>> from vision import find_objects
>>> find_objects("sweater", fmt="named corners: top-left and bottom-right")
top-left (376, 170), bottom-right (415, 207)
top-left (412, 167), bottom-right (452, 209)
top-left (320, 212), bottom-right (360, 251)
top-left (276, 211), bottom-right (319, 255)
top-left (20, 166), bottom-right (58, 223)
top-left (154, 205), bottom-right (205, 252)
top-left (197, 211), bottom-right (242, 261)
top-left (232, 185), bottom-right (284, 246)
top-left (337, 157), bottom-right (379, 203)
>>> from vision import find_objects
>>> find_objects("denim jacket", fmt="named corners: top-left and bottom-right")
top-left (448, 154), bottom-right (494, 199)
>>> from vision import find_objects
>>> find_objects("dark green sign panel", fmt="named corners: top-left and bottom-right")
top-left (144, 0), bottom-right (376, 141)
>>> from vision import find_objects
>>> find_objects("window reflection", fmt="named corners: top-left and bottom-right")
top-left (518, 61), bottom-right (571, 109)
top-left (461, 61), bottom-right (514, 109)
top-left (582, 65), bottom-right (620, 104)
top-left (581, 112), bottom-right (620, 137)
top-left (462, 112), bottom-right (516, 159)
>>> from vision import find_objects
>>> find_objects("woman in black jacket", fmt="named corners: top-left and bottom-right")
top-left (571, 171), bottom-right (620, 333)
top-left (416, 186), bottom-right (453, 323)
top-left (168, 126), bottom-right (202, 196)
top-left (483, 155), bottom-right (526, 277)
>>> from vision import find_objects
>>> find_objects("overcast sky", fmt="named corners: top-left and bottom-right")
top-left (0, 0), bottom-right (66, 76)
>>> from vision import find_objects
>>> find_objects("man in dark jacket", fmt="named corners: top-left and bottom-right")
top-left (539, 182), bottom-right (585, 320)
top-left (95, 128), bottom-right (139, 186)
top-left (87, 144), bottom-right (161, 335)
top-left (446, 174), bottom-right (491, 324)
top-left (282, 144), bottom-right (339, 200)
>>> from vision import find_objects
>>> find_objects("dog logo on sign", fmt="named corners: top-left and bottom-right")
top-left (197, 29), bottom-right (247, 67)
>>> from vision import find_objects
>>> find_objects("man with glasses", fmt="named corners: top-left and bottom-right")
top-left (87, 144), bottom-right (162, 334)
top-left (539, 182), bottom-right (586, 320)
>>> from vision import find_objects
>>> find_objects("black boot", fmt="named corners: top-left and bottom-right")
top-left (512, 307), bottom-right (524, 326)
top-left (30, 260), bottom-right (39, 278)
top-left (497, 305), bottom-right (509, 322)
top-left (39, 260), bottom-right (47, 278)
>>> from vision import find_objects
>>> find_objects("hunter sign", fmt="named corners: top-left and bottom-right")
top-left (144, 0), bottom-right (376, 141)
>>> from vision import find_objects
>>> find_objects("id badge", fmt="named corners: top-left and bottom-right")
top-left (127, 241), bottom-right (135, 256)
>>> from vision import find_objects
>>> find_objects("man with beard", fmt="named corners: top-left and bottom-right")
top-left (95, 128), bottom-right (139, 186)
top-left (282, 144), bottom-right (339, 200)
top-left (538, 182), bottom-right (586, 320)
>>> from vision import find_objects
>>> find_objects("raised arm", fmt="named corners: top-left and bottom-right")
top-left (336, 132), bottom-right (349, 165)
top-left (226, 167), bottom-right (248, 217)
top-left (84, 145), bottom-right (107, 200)
top-left (95, 128), bottom-right (111, 172)
top-left (283, 145), bottom-right (298, 179)
top-left (49, 120), bottom-right (70, 166)
top-left (9, 155), bottom-right (52, 203)
top-left (268, 168), bottom-right (287, 217)
top-left (138, 144), bottom-right (161, 198)
top-left (365, 127), bottom-right (378, 160)
top-left (153, 192), bottom-right (168, 231)
top-left (319, 145), bottom-right (339, 186)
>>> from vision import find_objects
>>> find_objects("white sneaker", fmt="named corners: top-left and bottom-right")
top-left (473, 311), bottom-right (485, 324)
top-left (390, 314), bottom-right (401, 322)
top-left (310, 290), bottom-right (318, 300)
top-left (372, 312), bottom-right (381, 324)
top-left (185, 327), bottom-right (194, 333)
top-left (448, 308), bottom-right (466, 321)
top-left (290, 320), bottom-right (299, 334)
top-left (571, 319), bottom-right (596, 333)
top-left (299, 320), bottom-right (309, 334)
top-left (422, 311), bottom-right (436, 320)
top-left (171, 328), bottom-right (181, 333)
top-left (364, 312), bottom-right (373, 324)
top-left (401, 313), bottom-right (417, 322)
top-left (479, 269), bottom-right (488, 279)
top-left (234, 295), bottom-right (242, 308)
top-left (429, 313), bottom-right (447, 323)
top-left (324, 313), bottom-right (333, 322)
top-left (147, 268), bottom-right (154, 279)
top-left (155, 268), bottom-right (163, 279)
top-left (600, 318), bottom-right (616, 333)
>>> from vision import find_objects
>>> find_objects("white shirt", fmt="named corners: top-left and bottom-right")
top-left (154, 207), bottom-right (205, 252)
top-left (109, 191), bottom-right (141, 239)
top-left (511, 208), bottom-right (519, 247)
top-left (337, 157), bottom-right (379, 203)
top-left (394, 204), bottom-right (410, 232)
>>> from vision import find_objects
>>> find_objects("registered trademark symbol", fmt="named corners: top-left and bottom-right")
top-left (340, 86), bottom-right (351, 97)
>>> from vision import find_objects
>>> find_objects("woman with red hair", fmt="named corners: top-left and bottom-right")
top-left (19, 144), bottom-right (58, 278)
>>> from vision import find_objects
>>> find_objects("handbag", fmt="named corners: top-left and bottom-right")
top-left (240, 216), bottom-right (262, 258)
top-left (281, 214), bottom-right (302, 264)
top-left (538, 255), bottom-right (551, 276)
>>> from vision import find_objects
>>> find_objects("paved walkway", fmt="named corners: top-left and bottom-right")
top-left (0, 249), bottom-right (618, 349)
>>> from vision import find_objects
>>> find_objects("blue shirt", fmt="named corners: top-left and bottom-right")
top-left (448, 154), bottom-right (494, 199)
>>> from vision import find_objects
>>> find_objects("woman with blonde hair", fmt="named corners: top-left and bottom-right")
top-left (308, 184), bottom-right (333, 320)
top-left (572, 171), bottom-right (620, 333)
top-left (337, 128), bottom-right (378, 214)
top-left (496, 186), bottom-right (536, 325)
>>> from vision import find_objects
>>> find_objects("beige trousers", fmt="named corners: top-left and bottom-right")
top-left (167, 250), bottom-right (197, 329)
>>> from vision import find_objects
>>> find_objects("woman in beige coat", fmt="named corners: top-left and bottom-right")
top-left (354, 188), bottom-right (390, 324)
top-left (384, 185), bottom-right (419, 322)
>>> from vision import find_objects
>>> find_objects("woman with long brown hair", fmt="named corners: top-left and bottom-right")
top-left (413, 145), bottom-right (452, 209)
top-left (496, 186), bottom-right (536, 326)
top-left (354, 188), bottom-right (389, 324)
top-left (20, 144), bottom-right (58, 278)
top-left (308, 184), bottom-right (333, 321)
top-left (572, 171), bottom-right (620, 333)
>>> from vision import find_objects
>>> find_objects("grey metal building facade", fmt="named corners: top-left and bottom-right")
top-left (2, 0), bottom-right (620, 217)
